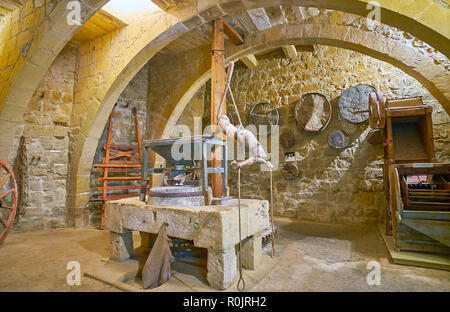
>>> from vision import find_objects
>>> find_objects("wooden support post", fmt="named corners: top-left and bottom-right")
top-left (211, 19), bottom-right (226, 198)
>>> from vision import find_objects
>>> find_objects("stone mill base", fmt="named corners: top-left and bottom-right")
top-left (104, 197), bottom-right (271, 289)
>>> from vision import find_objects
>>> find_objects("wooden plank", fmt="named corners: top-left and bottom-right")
top-left (378, 224), bottom-right (450, 271)
top-left (221, 17), bottom-right (244, 45)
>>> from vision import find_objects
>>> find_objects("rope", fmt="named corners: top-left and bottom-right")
top-left (270, 168), bottom-right (275, 258)
top-left (228, 82), bottom-right (243, 128)
top-left (237, 167), bottom-right (245, 292)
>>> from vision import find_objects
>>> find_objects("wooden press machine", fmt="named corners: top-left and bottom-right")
top-left (369, 94), bottom-right (449, 254)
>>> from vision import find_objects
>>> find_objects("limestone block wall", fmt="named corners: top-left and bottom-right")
top-left (88, 65), bottom-right (148, 226)
top-left (0, 0), bottom-right (54, 110)
top-left (11, 46), bottom-right (76, 232)
top-left (178, 45), bottom-right (450, 224)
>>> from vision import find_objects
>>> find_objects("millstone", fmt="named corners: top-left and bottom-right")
top-left (148, 186), bottom-right (204, 207)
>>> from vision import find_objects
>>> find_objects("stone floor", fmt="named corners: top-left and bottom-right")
top-left (0, 217), bottom-right (449, 292)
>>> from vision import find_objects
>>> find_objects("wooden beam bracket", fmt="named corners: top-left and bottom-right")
top-left (220, 17), bottom-right (244, 45)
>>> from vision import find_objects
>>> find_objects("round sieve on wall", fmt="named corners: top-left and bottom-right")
top-left (338, 84), bottom-right (377, 124)
top-left (294, 92), bottom-right (332, 133)
top-left (248, 102), bottom-right (279, 135)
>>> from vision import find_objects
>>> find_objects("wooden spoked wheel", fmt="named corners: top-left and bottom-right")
top-left (0, 160), bottom-right (18, 245)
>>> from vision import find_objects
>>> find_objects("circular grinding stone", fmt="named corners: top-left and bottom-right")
top-left (148, 186), bottom-right (204, 207)
top-left (338, 84), bottom-right (376, 124)
top-left (295, 93), bottom-right (332, 133)
top-left (328, 130), bottom-right (349, 150)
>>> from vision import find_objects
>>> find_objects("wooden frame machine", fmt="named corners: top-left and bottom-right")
top-left (378, 96), bottom-right (449, 254)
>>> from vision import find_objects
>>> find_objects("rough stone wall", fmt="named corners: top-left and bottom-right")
top-left (11, 45), bottom-right (76, 232)
top-left (88, 65), bottom-right (148, 226)
top-left (178, 45), bottom-right (450, 224)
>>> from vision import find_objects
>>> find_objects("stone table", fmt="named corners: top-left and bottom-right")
top-left (104, 197), bottom-right (270, 289)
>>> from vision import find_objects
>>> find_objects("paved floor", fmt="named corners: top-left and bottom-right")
top-left (0, 217), bottom-right (449, 292)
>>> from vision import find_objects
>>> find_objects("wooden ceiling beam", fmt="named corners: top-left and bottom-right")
top-left (220, 17), bottom-right (244, 45)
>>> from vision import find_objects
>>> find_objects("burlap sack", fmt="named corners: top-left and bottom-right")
top-left (142, 223), bottom-right (175, 289)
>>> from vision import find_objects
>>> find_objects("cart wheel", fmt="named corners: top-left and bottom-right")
top-left (0, 160), bottom-right (18, 245)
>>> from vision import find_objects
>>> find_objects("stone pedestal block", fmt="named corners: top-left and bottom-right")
top-left (105, 198), bottom-right (269, 289)
top-left (241, 234), bottom-right (262, 270)
top-left (109, 231), bottom-right (134, 261)
top-left (207, 247), bottom-right (237, 290)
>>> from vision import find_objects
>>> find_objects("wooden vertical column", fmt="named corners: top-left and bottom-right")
top-left (211, 19), bottom-right (226, 198)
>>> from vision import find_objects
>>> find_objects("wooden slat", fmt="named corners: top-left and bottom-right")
top-left (98, 185), bottom-right (140, 191)
top-left (97, 168), bottom-right (140, 173)
top-left (94, 164), bottom-right (140, 168)
top-left (98, 177), bottom-right (141, 181)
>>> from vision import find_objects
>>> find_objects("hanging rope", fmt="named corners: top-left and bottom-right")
top-left (237, 167), bottom-right (246, 292)
top-left (218, 61), bottom-right (276, 288)
top-left (270, 168), bottom-right (275, 258)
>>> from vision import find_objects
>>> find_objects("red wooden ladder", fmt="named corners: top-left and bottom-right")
top-left (93, 106), bottom-right (142, 229)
